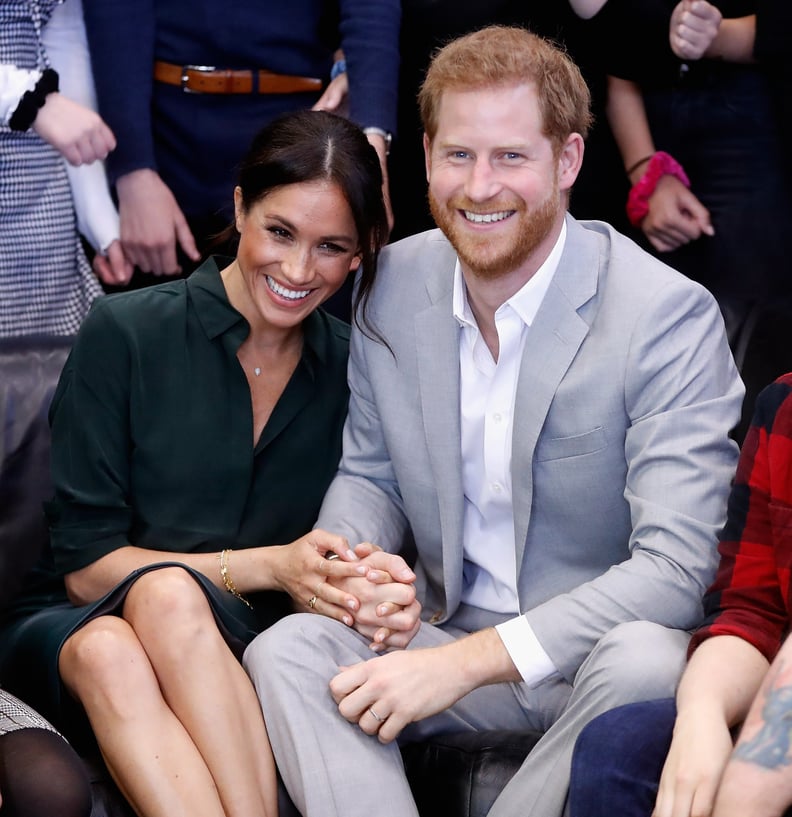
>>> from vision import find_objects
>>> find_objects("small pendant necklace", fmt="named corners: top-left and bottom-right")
top-left (254, 367), bottom-right (262, 377)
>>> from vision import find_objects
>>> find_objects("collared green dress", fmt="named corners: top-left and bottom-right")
top-left (0, 257), bottom-right (350, 733)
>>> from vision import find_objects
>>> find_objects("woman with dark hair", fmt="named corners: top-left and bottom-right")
top-left (0, 109), bottom-right (413, 817)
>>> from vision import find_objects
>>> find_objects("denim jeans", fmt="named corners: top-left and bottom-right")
top-left (568, 698), bottom-right (676, 817)
top-left (569, 697), bottom-right (792, 817)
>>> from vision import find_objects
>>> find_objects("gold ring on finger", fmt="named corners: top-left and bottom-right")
top-left (307, 595), bottom-right (318, 609)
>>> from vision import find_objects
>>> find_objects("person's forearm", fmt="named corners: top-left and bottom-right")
top-left (713, 636), bottom-right (792, 817)
top-left (605, 76), bottom-right (657, 184)
top-left (67, 160), bottom-right (120, 252)
top-left (340, 0), bottom-right (400, 134)
top-left (41, 0), bottom-right (93, 107)
top-left (676, 635), bottom-right (769, 728)
top-left (81, 0), bottom-right (157, 182)
top-left (705, 16), bottom-right (756, 62)
top-left (44, 0), bottom-right (119, 251)
top-left (447, 628), bottom-right (522, 690)
top-left (63, 544), bottom-right (281, 606)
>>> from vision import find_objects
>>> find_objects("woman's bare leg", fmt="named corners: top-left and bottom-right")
top-left (122, 567), bottom-right (278, 817)
top-left (60, 615), bottom-right (227, 817)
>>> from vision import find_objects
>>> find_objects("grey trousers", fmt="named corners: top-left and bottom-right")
top-left (243, 615), bottom-right (689, 817)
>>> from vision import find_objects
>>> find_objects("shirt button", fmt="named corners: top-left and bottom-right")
top-left (492, 482), bottom-right (503, 493)
top-left (493, 412), bottom-right (502, 423)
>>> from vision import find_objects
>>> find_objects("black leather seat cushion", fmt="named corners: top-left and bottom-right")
top-left (403, 729), bottom-right (542, 817)
top-left (0, 336), bottom-right (73, 611)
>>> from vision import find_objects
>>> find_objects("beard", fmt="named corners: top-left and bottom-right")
top-left (428, 182), bottom-right (562, 280)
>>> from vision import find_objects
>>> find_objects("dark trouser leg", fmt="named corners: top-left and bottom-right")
top-left (569, 698), bottom-right (676, 817)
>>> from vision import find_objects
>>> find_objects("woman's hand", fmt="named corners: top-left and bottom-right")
top-left (92, 239), bottom-right (134, 286)
top-left (269, 530), bottom-right (369, 626)
top-left (33, 92), bottom-right (116, 165)
top-left (328, 543), bottom-right (421, 651)
top-left (642, 174), bottom-right (714, 252)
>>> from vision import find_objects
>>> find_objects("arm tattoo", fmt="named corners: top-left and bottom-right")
top-left (734, 659), bottom-right (792, 770)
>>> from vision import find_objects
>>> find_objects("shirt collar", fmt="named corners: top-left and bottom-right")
top-left (186, 256), bottom-right (333, 370)
top-left (452, 219), bottom-right (567, 329)
top-left (187, 256), bottom-right (247, 341)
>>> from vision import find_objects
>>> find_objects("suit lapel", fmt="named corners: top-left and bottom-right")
top-left (411, 220), bottom-right (604, 609)
top-left (415, 245), bottom-right (465, 611)
top-left (512, 217), bottom-right (601, 579)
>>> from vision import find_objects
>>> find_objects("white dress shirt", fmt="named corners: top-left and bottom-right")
top-left (452, 221), bottom-right (567, 686)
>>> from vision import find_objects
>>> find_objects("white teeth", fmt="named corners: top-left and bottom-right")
top-left (266, 276), bottom-right (311, 300)
top-left (464, 210), bottom-right (513, 224)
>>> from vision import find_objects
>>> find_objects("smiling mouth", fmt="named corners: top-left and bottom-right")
top-left (266, 275), bottom-right (311, 300)
top-left (462, 210), bottom-right (515, 224)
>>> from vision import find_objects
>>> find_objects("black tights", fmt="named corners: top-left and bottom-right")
top-left (0, 728), bottom-right (91, 817)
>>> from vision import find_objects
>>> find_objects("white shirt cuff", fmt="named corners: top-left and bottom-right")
top-left (495, 615), bottom-right (558, 687)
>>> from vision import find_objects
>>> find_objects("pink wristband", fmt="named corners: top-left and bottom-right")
top-left (626, 151), bottom-right (690, 228)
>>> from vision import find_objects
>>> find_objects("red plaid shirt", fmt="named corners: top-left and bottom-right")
top-left (689, 373), bottom-right (792, 661)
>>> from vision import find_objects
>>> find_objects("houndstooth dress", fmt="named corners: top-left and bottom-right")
top-left (0, 0), bottom-right (102, 337)
top-left (0, 688), bottom-right (59, 735)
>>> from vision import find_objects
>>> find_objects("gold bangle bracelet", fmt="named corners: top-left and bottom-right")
top-left (219, 548), bottom-right (253, 609)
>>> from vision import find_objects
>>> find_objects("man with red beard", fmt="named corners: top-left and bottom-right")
top-left (243, 26), bottom-right (744, 817)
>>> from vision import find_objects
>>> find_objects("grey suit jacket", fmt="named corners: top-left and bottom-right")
top-left (317, 216), bottom-right (744, 681)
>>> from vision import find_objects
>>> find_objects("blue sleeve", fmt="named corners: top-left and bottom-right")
top-left (81, 0), bottom-right (157, 183)
top-left (340, 0), bottom-right (400, 135)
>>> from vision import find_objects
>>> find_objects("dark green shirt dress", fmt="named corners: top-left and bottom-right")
top-left (0, 257), bottom-right (350, 730)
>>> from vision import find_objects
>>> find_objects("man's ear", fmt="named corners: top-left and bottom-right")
top-left (423, 133), bottom-right (432, 183)
top-left (557, 133), bottom-right (584, 193)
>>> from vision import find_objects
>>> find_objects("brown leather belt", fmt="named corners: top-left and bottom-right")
top-left (153, 60), bottom-right (323, 94)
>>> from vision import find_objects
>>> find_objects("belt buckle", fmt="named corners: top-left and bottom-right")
top-left (181, 64), bottom-right (216, 93)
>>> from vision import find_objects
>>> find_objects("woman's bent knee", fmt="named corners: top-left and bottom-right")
top-left (59, 616), bottom-right (143, 692)
top-left (123, 565), bottom-right (212, 627)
